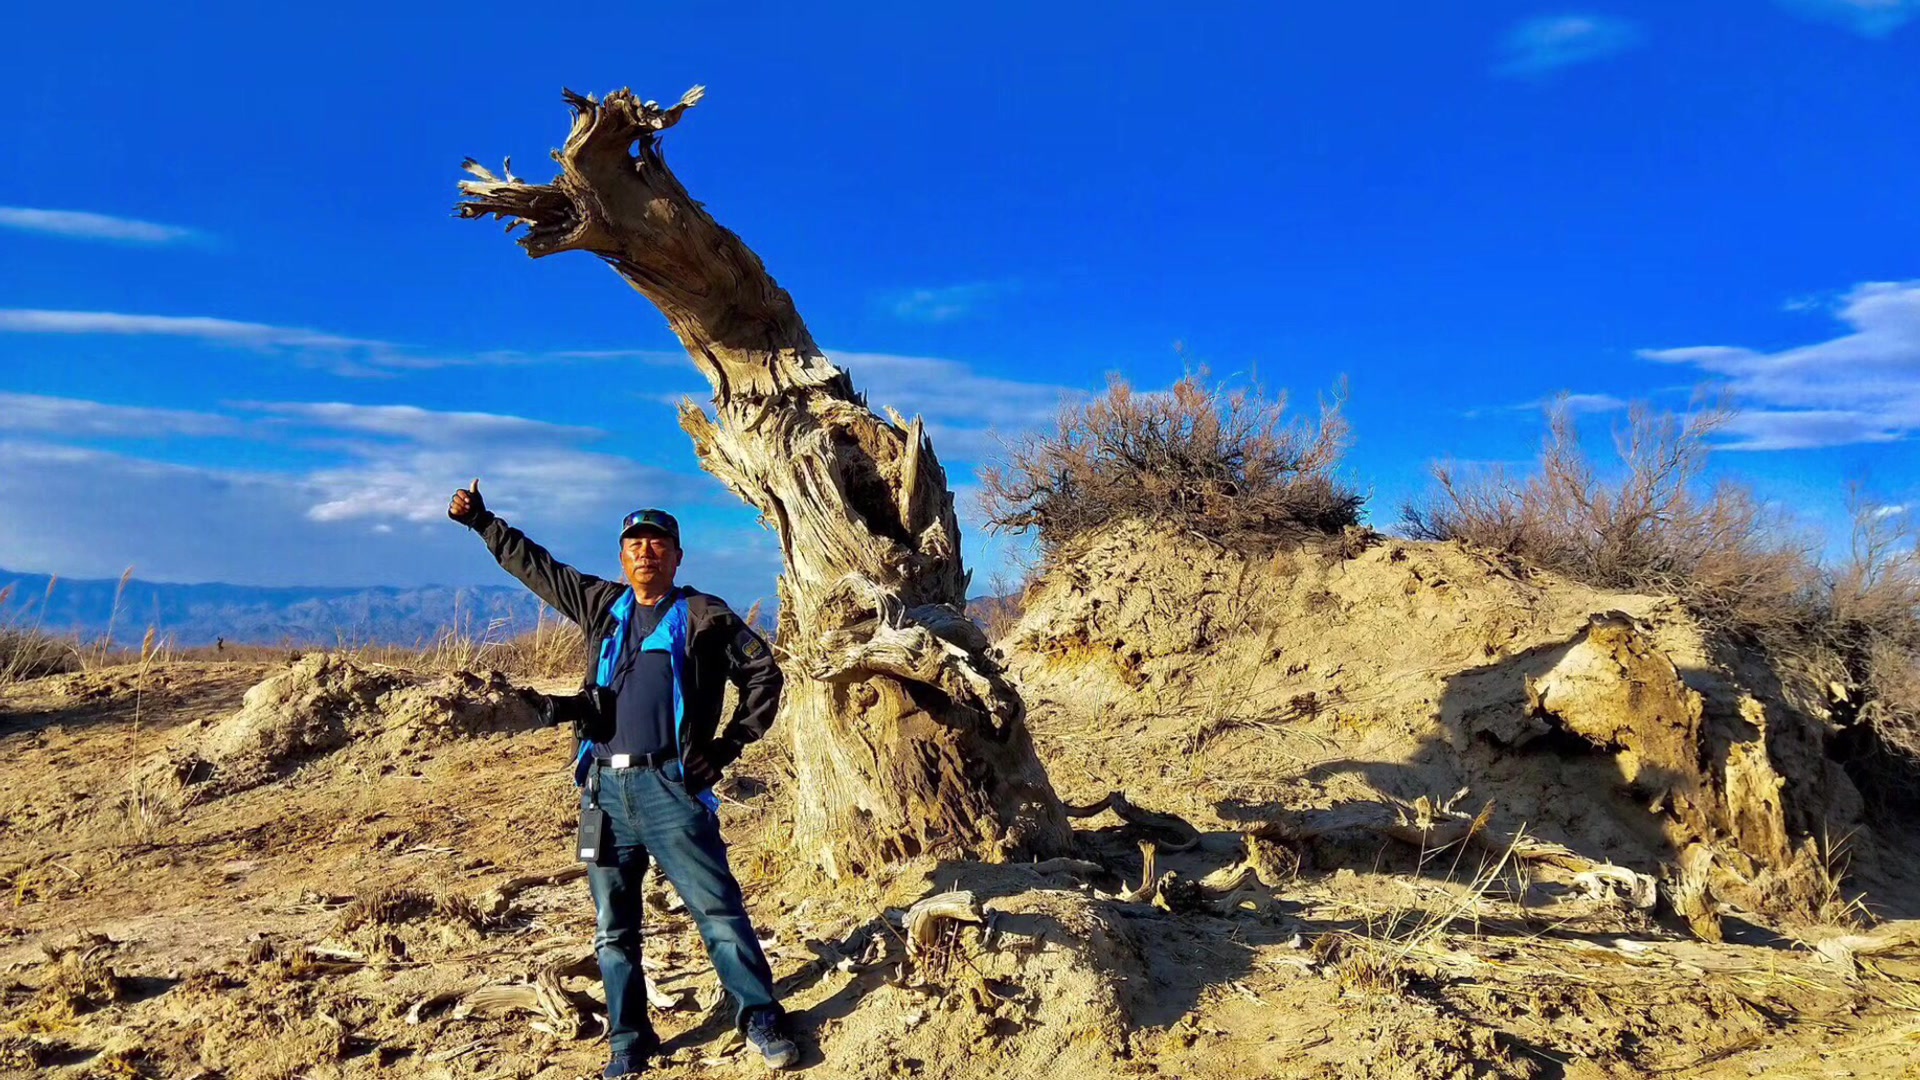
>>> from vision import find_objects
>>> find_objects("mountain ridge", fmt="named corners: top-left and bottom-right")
top-left (0, 567), bottom-right (544, 647)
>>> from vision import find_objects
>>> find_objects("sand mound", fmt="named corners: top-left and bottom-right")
top-left (166, 654), bottom-right (546, 792)
top-left (1006, 521), bottom-right (1870, 925)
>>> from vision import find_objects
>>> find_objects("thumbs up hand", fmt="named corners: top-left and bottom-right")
top-left (448, 478), bottom-right (489, 527)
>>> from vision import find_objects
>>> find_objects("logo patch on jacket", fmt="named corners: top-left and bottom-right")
top-left (734, 629), bottom-right (768, 660)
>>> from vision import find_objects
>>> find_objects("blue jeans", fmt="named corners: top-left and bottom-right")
top-left (583, 762), bottom-right (780, 1057)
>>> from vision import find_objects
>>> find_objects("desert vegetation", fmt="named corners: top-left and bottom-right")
top-left (5, 85), bottom-right (1920, 1080)
top-left (981, 370), bottom-right (1364, 558)
top-left (1402, 395), bottom-right (1920, 803)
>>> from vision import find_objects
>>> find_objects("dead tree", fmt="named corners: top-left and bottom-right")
top-left (457, 86), bottom-right (1069, 876)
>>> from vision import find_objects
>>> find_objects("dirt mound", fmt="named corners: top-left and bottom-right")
top-left (1005, 521), bottom-right (1873, 926)
top-left (162, 654), bottom-right (547, 793)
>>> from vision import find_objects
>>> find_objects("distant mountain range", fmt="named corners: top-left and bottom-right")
top-left (0, 568), bottom-right (546, 648)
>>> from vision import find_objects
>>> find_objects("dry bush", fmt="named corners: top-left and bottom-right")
top-left (1406, 399), bottom-right (1920, 803)
top-left (981, 370), bottom-right (1363, 557)
top-left (0, 627), bottom-right (81, 683)
top-left (1827, 498), bottom-right (1920, 794)
top-left (0, 581), bottom-right (82, 683)
top-left (1402, 397), bottom-right (1817, 638)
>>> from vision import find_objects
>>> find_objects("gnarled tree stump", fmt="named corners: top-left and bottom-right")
top-left (457, 86), bottom-right (1068, 876)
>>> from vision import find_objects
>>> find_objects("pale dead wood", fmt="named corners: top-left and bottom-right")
top-left (457, 86), bottom-right (1066, 877)
top-left (902, 891), bottom-right (984, 956)
top-left (452, 963), bottom-right (587, 1039)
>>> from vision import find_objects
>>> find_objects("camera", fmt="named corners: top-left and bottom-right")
top-left (541, 685), bottom-right (616, 744)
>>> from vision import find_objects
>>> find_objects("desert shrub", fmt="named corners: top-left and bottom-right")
top-left (1401, 397), bottom-right (1817, 638)
top-left (0, 581), bottom-right (81, 682)
top-left (1404, 398), bottom-right (1920, 803)
top-left (981, 371), bottom-right (1362, 557)
top-left (1826, 498), bottom-right (1920, 795)
top-left (0, 627), bottom-right (81, 683)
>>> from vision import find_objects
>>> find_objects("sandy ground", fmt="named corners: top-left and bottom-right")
top-left (4, 538), bottom-right (1920, 1079)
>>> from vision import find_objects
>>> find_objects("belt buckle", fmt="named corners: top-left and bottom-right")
top-left (610, 753), bottom-right (633, 769)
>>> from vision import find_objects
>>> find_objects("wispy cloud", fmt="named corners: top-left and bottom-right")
top-left (887, 282), bottom-right (1016, 323)
top-left (0, 392), bottom-right (239, 438)
top-left (1494, 14), bottom-right (1643, 77)
top-left (0, 308), bottom-right (656, 377)
top-left (647, 349), bottom-right (1080, 465)
top-left (0, 396), bottom-right (737, 588)
top-left (237, 401), bottom-right (605, 447)
top-left (1639, 280), bottom-right (1920, 450)
top-left (833, 351), bottom-right (1079, 462)
top-left (0, 206), bottom-right (204, 245)
top-left (1776, 0), bottom-right (1916, 37)
top-left (1467, 391), bottom-right (1629, 419)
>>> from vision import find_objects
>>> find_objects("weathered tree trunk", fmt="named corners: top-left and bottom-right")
top-left (457, 86), bottom-right (1069, 876)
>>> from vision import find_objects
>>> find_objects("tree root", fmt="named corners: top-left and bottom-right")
top-left (1064, 792), bottom-right (1201, 851)
top-left (472, 865), bottom-right (587, 920)
top-left (902, 891), bottom-right (984, 956)
top-left (451, 962), bottom-right (588, 1039)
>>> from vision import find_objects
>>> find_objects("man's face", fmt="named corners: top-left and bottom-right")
top-left (620, 531), bottom-right (682, 594)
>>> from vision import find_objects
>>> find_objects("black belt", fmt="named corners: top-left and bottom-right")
top-left (593, 749), bottom-right (677, 770)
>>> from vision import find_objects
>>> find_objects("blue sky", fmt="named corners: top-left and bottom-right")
top-left (2, 1), bottom-right (1917, 608)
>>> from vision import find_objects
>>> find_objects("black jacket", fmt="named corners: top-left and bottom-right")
top-left (468, 512), bottom-right (783, 760)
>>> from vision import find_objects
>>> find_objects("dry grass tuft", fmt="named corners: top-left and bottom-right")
top-left (1315, 934), bottom-right (1408, 998)
top-left (35, 947), bottom-right (124, 1019)
top-left (335, 887), bottom-right (436, 933)
top-left (983, 369), bottom-right (1363, 557)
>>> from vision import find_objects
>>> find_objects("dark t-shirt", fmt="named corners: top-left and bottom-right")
top-left (602, 590), bottom-right (680, 758)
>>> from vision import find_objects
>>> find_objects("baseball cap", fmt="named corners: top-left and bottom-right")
top-left (619, 508), bottom-right (681, 545)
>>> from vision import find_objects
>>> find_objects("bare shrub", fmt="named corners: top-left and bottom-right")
top-left (1828, 496), bottom-right (1920, 793)
top-left (1406, 399), bottom-right (1920, 804)
top-left (981, 370), bottom-right (1363, 557)
top-left (0, 582), bottom-right (82, 683)
top-left (1402, 397), bottom-right (1816, 637)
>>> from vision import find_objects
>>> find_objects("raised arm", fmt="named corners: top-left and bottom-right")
top-left (448, 479), bottom-right (612, 628)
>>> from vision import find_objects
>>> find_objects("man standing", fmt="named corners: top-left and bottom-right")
top-left (447, 480), bottom-right (798, 1076)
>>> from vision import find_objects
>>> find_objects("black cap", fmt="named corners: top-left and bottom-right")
top-left (619, 508), bottom-right (681, 545)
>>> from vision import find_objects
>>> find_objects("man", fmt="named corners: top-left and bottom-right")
top-left (447, 480), bottom-right (798, 1076)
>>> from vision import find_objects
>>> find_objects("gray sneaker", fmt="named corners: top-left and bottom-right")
top-left (744, 1009), bottom-right (799, 1069)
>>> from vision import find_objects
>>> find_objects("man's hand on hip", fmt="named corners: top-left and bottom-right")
top-left (681, 737), bottom-right (742, 794)
top-left (448, 478), bottom-right (487, 527)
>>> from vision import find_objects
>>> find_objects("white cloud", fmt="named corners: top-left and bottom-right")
top-left (238, 401), bottom-right (605, 446)
top-left (0, 309), bottom-right (376, 349)
top-left (833, 351), bottom-right (1080, 464)
top-left (1776, 0), bottom-right (1916, 37)
top-left (0, 309), bottom-right (652, 376)
top-left (0, 392), bottom-right (239, 438)
top-left (1494, 14), bottom-right (1643, 77)
top-left (887, 282), bottom-right (1015, 323)
top-left (0, 207), bottom-right (203, 245)
top-left (0, 396), bottom-right (743, 590)
top-left (646, 349), bottom-right (1080, 465)
top-left (1639, 280), bottom-right (1920, 450)
top-left (1473, 392), bottom-right (1628, 419)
